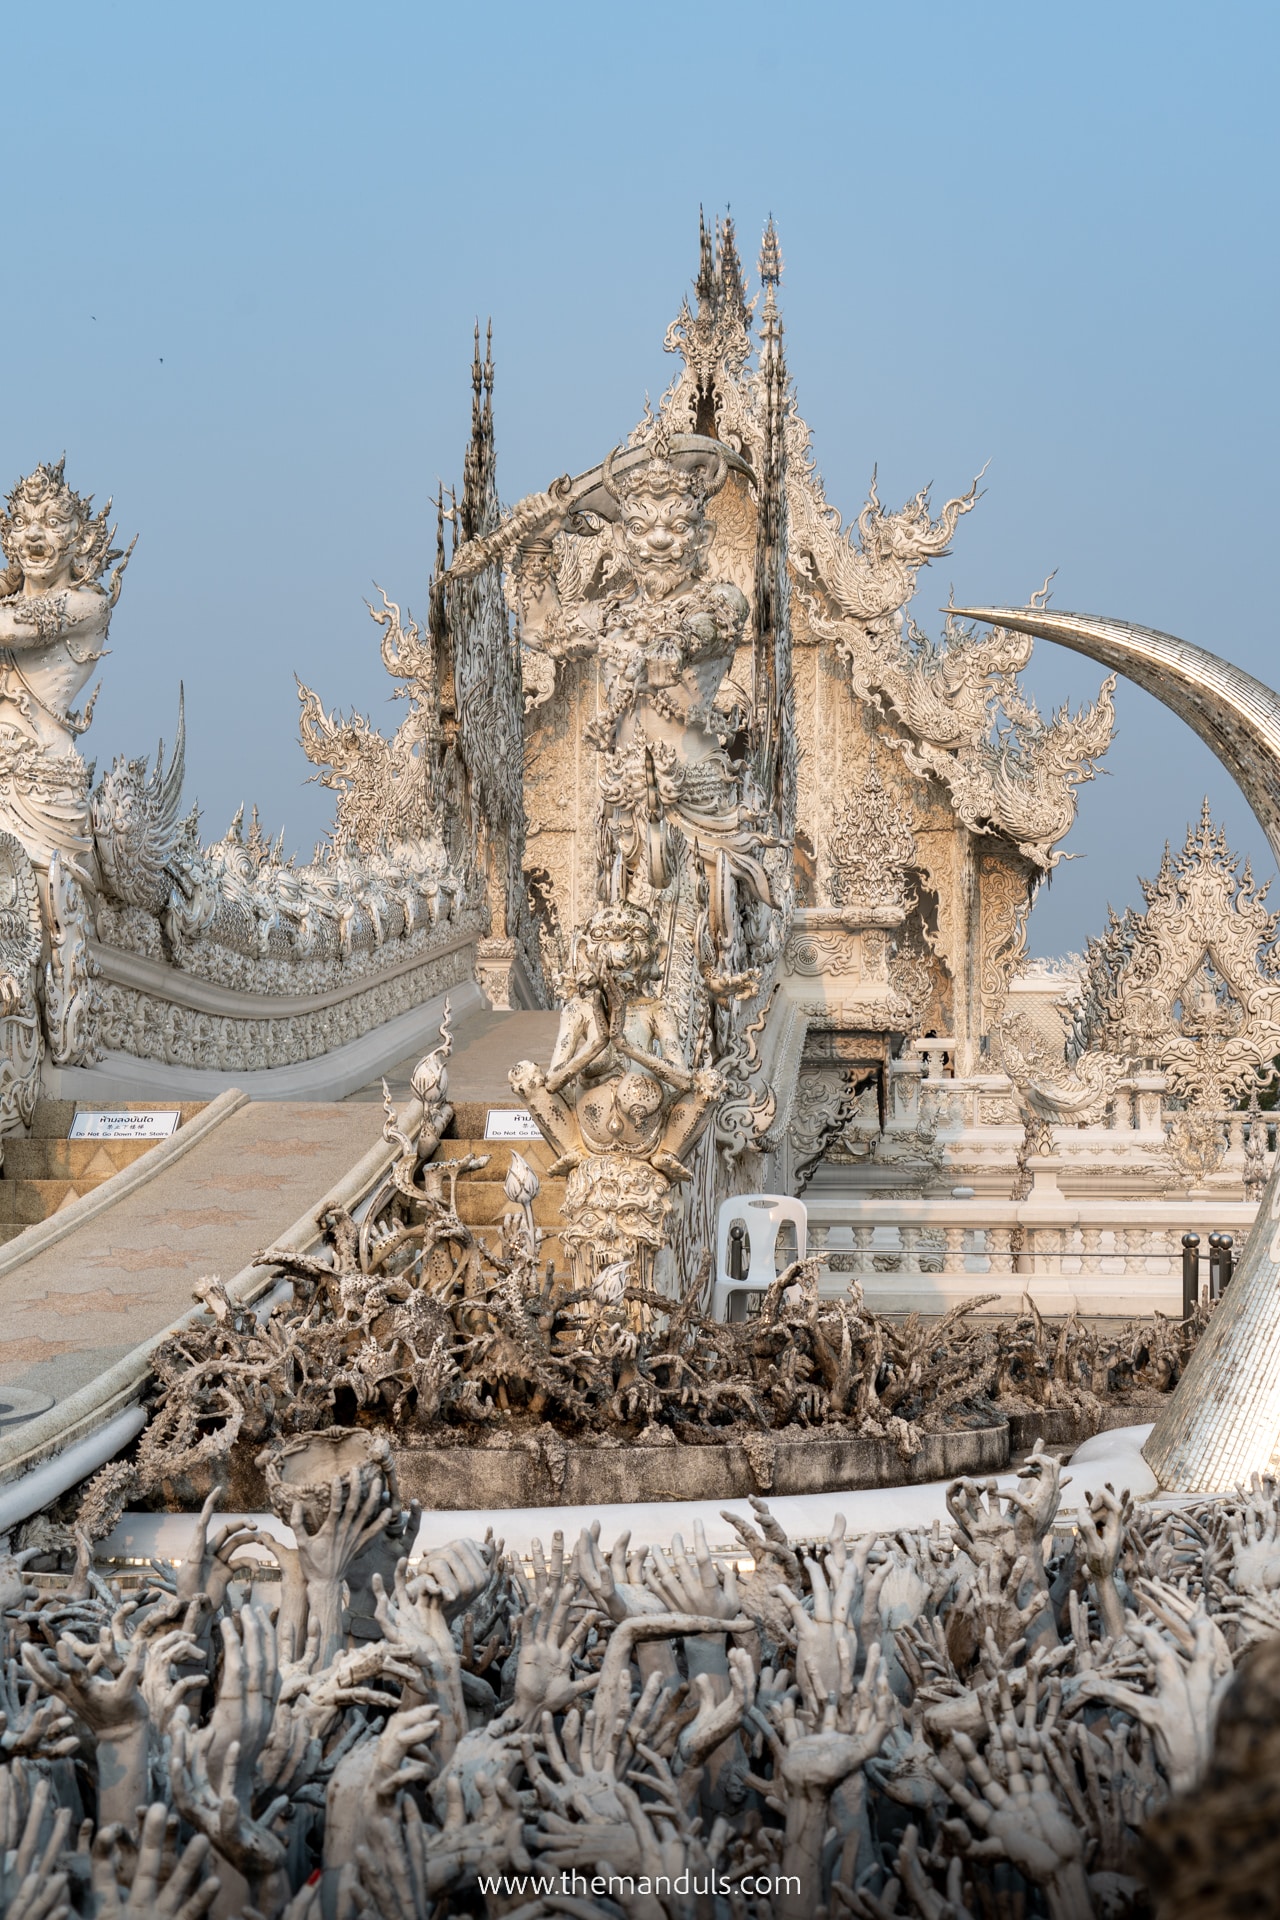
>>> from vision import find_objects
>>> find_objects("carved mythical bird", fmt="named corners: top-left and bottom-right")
top-left (91, 690), bottom-right (194, 914)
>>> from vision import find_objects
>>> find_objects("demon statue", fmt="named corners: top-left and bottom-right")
top-left (511, 902), bottom-right (724, 1298)
top-left (0, 458), bottom-right (130, 876)
top-left (471, 411), bottom-right (789, 1306)
top-left (0, 461), bottom-right (131, 1064)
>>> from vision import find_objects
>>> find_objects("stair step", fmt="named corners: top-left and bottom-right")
top-left (25, 1098), bottom-right (206, 1139)
top-left (3, 1138), bottom-right (157, 1180)
top-left (0, 1179), bottom-right (88, 1224)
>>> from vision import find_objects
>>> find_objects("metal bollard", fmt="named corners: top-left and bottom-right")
top-left (1221, 1232), bottom-right (1235, 1293)
top-left (1182, 1233), bottom-right (1201, 1319)
top-left (727, 1221), bottom-right (747, 1281)
top-left (1208, 1232), bottom-right (1224, 1301)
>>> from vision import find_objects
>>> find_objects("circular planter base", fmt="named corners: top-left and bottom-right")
top-left (391, 1421), bottom-right (1010, 1511)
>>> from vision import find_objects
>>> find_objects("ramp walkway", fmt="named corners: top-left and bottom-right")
top-left (0, 1095), bottom-right (385, 1413)
top-left (0, 1001), bottom-right (565, 1520)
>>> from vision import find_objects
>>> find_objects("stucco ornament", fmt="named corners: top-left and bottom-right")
top-left (0, 832), bottom-right (43, 1136)
top-left (996, 1016), bottom-right (1124, 1130)
top-left (827, 754), bottom-right (918, 923)
top-left (511, 902), bottom-right (724, 1302)
top-left (1070, 800), bottom-right (1280, 1111)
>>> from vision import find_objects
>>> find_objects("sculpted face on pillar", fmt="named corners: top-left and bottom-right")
top-left (0, 460), bottom-right (131, 755)
top-left (613, 459), bottom-right (709, 602)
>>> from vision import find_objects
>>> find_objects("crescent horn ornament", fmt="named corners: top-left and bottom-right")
top-left (951, 602), bottom-right (1280, 1494)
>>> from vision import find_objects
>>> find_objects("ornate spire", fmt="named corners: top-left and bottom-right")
top-left (759, 215), bottom-right (783, 290)
top-left (717, 212), bottom-right (749, 329)
top-left (696, 206), bottom-right (716, 310)
top-left (460, 320), bottom-right (498, 544)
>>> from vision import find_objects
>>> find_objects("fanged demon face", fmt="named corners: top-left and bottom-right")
top-left (619, 487), bottom-right (707, 601)
top-left (578, 902), bottom-right (658, 996)
top-left (3, 470), bottom-right (84, 590)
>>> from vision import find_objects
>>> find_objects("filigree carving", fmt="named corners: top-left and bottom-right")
top-left (43, 849), bottom-right (100, 1064)
top-left (0, 832), bottom-right (42, 1135)
top-left (1073, 801), bottom-right (1280, 1109)
top-left (297, 592), bottom-right (444, 855)
top-left (978, 851), bottom-right (1033, 1028)
top-left (998, 1021), bottom-right (1124, 1129)
top-left (827, 755), bottom-right (917, 922)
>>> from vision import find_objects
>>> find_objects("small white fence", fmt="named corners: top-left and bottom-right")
top-left (806, 1192), bottom-right (1258, 1317)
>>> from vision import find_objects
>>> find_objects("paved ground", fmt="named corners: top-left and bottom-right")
top-left (346, 1007), bottom-right (560, 1106)
top-left (0, 1101), bottom-right (385, 1406)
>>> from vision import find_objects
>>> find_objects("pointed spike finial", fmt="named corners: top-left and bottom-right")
top-left (759, 215), bottom-right (783, 289)
top-left (696, 204), bottom-right (716, 306)
top-left (718, 210), bottom-right (748, 324)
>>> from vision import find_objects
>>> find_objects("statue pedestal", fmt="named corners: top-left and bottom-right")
top-left (1028, 1153), bottom-right (1064, 1199)
top-left (476, 938), bottom-right (538, 1011)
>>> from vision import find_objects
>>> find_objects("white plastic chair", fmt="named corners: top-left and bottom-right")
top-left (712, 1193), bottom-right (808, 1322)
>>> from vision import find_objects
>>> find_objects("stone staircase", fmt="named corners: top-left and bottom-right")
top-left (0, 1101), bottom-right (205, 1246)
top-left (434, 1102), bottom-right (569, 1278)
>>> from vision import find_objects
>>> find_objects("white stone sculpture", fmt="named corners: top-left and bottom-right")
top-left (949, 600), bottom-right (1280, 1491)
top-left (511, 902), bottom-right (725, 1301)
top-left (9, 1407), bottom-right (1277, 1917)
top-left (1072, 800), bottom-right (1280, 1111)
top-left (0, 833), bottom-right (43, 1135)
top-left (0, 458), bottom-right (131, 877)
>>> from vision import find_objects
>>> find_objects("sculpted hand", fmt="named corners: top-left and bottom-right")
top-left (0, 1778), bottom-right (71, 1914)
top-left (510, 1533), bottom-right (599, 1727)
top-left (1006, 1445), bottom-right (1066, 1563)
top-left (1227, 1477), bottom-right (1280, 1591)
top-left (929, 1718), bottom-right (1090, 1920)
top-left (177, 1488), bottom-right (266, 1610)
top-left (409, 1535), bottom-right (493, 1621)
top-left (718, 1496), bottom-right (802, 1582)
top-left (1077, 1484), bottom-right (1133, 1643)
top-left (946, 1478), bottom-right (1015, 1573)
top-left (88, 1802), bottom-right (219, 1918)
top-left (203, 1605), bottom-right (281, 1801)
top-left (777, 1665), bottom-right (894, 1797)
top-left (575, 1526), bottom-right (665, 1624)
top-left (169, 1711), bottom-right (289, 1900)
top-left (372, 1556), bottom-right (467, 1756)
top-left (22, 1628), bottom-right (149, 1827)
top-left (0, 1657), bottom-right (78, 1759)
top-left (21, 1627), bottom-right (146, 1737)
top-left (643, 1522), bottom-right (741, 1627)
top-left (677, 1645), bottom-right (755, 1768)
top-left (772, 1543), bottom-right (860, 1716)
top-left (1076, 1607), bottom-right (1231, 1792)
top-left (291, 1469), bottom-right (392, 1664)
top-left (140, 1618), bottom-right (207, 1737)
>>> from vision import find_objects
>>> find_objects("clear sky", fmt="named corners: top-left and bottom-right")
top-left (4, 1), bottom-right (1276, 955)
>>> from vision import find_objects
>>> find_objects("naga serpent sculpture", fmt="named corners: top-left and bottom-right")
top-left (952, 605), bottom-right (1280, 1492)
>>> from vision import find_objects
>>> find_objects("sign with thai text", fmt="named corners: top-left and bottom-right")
top-left (483, 1109), bottom-right (542, 1141)
top-left (69, 1109), bottom-right (182, 1140)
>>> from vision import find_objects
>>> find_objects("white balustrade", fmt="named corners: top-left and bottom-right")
top-left (804, 1189), bottom-right (1259, 1316)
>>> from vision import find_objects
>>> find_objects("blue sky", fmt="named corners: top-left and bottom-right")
top-left (4, 1), bottom-right (1276, 954)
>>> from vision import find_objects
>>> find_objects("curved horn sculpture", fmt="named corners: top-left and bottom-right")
top-left (951, 605), bottom-right (1280, 1491)
top-left (701, 444), bottom-right (728, 500)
